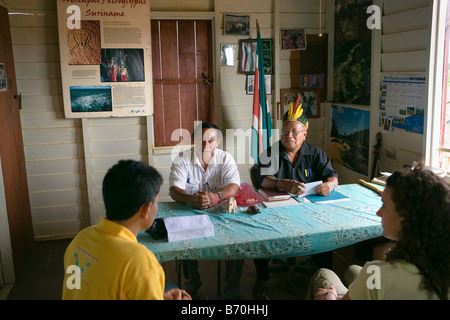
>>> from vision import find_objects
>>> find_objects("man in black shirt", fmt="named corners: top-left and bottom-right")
top-left (252, 95), bottom-right (338, 299)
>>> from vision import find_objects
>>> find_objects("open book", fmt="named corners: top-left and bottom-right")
top-left (258, 188), bottom-right (291, 201)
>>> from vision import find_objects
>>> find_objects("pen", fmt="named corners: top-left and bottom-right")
top-left (305, 169), bottom-right (308, 177)
top-left (187, 177), bottom-right (190, 184)
top-left (309, 168), bottom-right (312, 176)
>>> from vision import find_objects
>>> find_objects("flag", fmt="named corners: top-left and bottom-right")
top-left (251, 23), bottom-right (273, 163)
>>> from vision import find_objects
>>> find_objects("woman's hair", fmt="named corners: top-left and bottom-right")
top-left (385, 164), bottom-right (450, 299)
top-left (102, 160), bottom-right (163, 221)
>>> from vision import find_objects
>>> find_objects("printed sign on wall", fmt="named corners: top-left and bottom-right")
top-left (56, 0), bottom-right (152, 118)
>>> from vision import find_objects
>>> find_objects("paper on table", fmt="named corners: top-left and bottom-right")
top-left (164, 214), bottom-right (214, 242)
top-left (299, 181), bottom-right (322, 196)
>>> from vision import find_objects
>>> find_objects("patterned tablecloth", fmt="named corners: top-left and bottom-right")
top-left (137, 184), bottom-right (383, 263)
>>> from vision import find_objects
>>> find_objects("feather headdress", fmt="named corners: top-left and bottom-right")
top-left (283, 94), bottom-right (309, 130)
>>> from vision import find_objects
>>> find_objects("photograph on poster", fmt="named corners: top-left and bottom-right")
top-left (100, 49), bottom-right (145, 82)
top-left (331, 105), bottom-right (370, 176)
top-left (281, 88), bottom-right (320, 118)
top-left (70, 86), bottom-right (112, 113)
top-left (281, 29), bottom-right (306, 50)
top-left (224, 14), bottom-right (250, 35)
top-left (67, 20), bottom-right (102, 65)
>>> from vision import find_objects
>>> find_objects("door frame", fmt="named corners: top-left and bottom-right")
top-left (0, 155), bottom-right (15, 287)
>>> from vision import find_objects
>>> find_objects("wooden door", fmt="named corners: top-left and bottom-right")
top-left (151, 20), bottom-right (214, 147)
top-left (0, 5), bottom-right (34, 273)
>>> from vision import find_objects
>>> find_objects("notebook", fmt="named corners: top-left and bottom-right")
top-left (258, 188), bottom-right (291, 201)
top-left (305, 191), bottom-right (350, 204)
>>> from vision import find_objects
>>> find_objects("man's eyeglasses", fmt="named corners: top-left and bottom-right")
top-left (281, 129), bottom-right (305, 136)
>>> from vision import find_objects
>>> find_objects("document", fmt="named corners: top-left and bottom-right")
top-left (164, 215), bottom-right (214, 242)
top-left (299, 181), bottom-right (322, 196)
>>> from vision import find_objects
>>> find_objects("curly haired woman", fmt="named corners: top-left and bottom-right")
top-left (308, 164), bottom-right (450, 300)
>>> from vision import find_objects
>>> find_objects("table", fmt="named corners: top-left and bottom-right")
top-left (137, 184), bottom-right (383, 263)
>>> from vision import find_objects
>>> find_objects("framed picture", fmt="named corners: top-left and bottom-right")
top-left (300, 74), bottom-right (324, 88)
top-left (239, 38), bottom-right (273, 74)
top-left (280, 88), bottom-right (320, 119)
top-left (281, 29), bottom-right (307, 50)
top-left (246, 75), bottom-right (254, 95)
top-left (224, 14), bottom-right (250, 36)
top-left (247, 74), bottom-right (272, 95)
top-left (220, 44), bottom-right (237, 66)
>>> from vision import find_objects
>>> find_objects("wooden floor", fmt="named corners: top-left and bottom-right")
top-left (5, 239), bottom-right (364, 300)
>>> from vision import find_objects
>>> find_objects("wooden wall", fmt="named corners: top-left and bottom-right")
top-left (378, 0), bottom-right (432, 172)
top-left (5, 0), bottom-right (436, 240)
top-left (6, 0), bottom-right (327, 239)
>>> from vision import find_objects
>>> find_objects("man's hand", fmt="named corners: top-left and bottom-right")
top-left (277, 179), bottom-right (306, 196)
top-left (164, 288), bottom-right (192, 300)
top-left (189, 191), bottom-right (211, 210)
top-left (189, 191), bottom-right (222, 209)
top-left (314, 181), bottom-right (335, 196)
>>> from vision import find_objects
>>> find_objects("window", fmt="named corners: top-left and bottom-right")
top-left (151, 20), bottom-right (214, 148)
top-left (427, 0), bottom-right (450, 175)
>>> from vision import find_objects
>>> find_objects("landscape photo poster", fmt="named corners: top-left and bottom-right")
top-left (333, 0), bottom-right (372, 106)
top-left (56, 0), bottom-right (152, 118)
top-left (331, 105), bottom-right (370, 176)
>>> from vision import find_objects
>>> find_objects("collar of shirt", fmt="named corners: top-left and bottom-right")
top-left (192, 148), bottom-right (220, 169)
top-left (96, 218), bottom-right (137, 243)
top-left (279, 141), bottom-right (314, 165)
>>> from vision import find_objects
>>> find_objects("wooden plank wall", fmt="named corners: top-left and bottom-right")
top-left (10, 0), bottom-right (434, 240)
top-left (7, 0), bottom-right (328, 239)
top-left (378, 0), bottom-right (432, 172)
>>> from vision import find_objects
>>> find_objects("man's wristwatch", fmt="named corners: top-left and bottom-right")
top-left (217, 192), bottom-right (223, 201)
top-left (327, 182), bottom-right (336, 191)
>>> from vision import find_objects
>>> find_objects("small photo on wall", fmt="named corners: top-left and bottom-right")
top-left (220, 44), bottom-right (237, 66)
top-left (281, 29), bottom-right (306, 50)
top-left (300, 74), bottom-right (324, 88)
top-left (246, 75), bottom-right (272, 95)
top-left (224, 14), bottom-right (250, 36)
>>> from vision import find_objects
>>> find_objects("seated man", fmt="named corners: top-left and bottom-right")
top-left (252, 97), bottom-right (339, 298)
top-left (169, 122), bottom-right (243, 299)
top-left (62, 160), bottom-right (191, 300)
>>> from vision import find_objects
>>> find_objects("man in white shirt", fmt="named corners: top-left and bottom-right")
top-left (169, 122), bottom-right (243, 299)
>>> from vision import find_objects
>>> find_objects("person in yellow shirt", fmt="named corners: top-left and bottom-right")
top-left (62, 160), bottom-right (191, 300)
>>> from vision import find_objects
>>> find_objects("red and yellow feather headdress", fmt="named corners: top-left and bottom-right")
top-left (283, 94), bottom-right (309, 130)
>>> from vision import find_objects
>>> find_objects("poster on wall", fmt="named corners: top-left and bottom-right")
top-left (380, 74), bottom-right (426, 134)
top-left (331, 105), bottom-right (370, 176)
top-left (333, 0), bottom-right (372, 106)
top-left (56, 0), bottom-right (152, 118)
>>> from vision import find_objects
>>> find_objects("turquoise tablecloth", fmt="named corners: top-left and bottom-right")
top-left (137, 184), bottom-right (383, 263)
